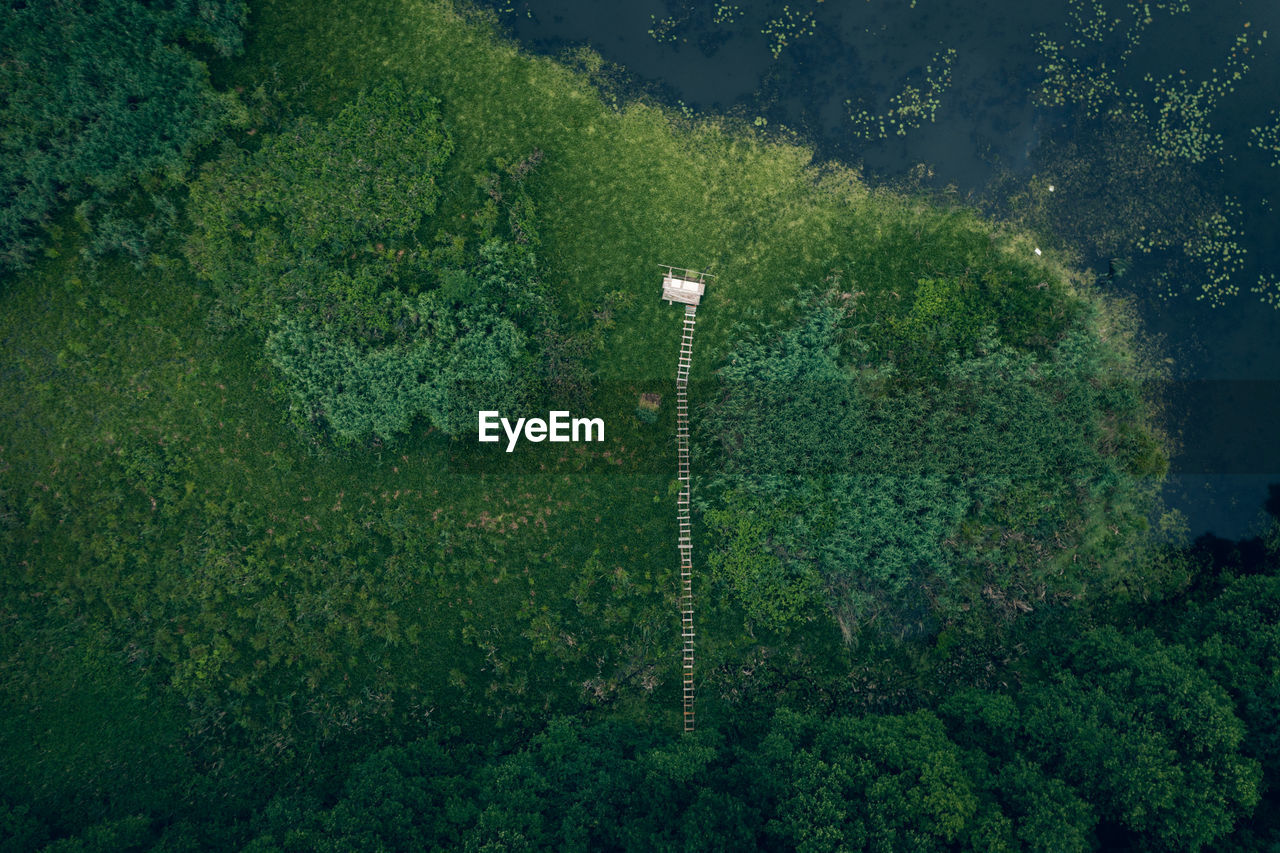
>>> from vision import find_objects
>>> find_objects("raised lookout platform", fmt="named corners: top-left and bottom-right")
top-left (661, 265), bottom-right (711, 306)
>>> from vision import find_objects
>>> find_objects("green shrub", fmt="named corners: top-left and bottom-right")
top-left (188, 82), bottom-right (555, 443)
top-left (0, 0), bottom-right (244, 272)
top-left (187, 79), bottom-right (452, 332)
top-left (702, 296), bottom-right (1162, 637)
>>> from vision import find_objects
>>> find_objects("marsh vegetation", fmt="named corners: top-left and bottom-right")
top-left (1, 0), bottom-right (1278, 849)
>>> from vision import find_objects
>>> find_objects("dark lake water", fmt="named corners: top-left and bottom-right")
top-left (486, 0), bottom-right (1280, 539)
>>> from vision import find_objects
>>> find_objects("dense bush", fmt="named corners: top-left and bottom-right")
top-left (187, 79), bottom-right (454, 332)
top-left (188, 82), bottom-right (550, 443)
top-left (265, 250), bottom-right (530, 442)
top-left (701, 296), bottom-right (1162, 638)
top-left (0, 0), bottom-right (245, 272)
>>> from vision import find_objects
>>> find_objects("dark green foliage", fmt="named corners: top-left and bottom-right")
top-left (244, 735), bottom-right (483, 852)
top-left (702, 296), bottom-right (1162, 637)
top-left (1018, 629), bottom-right (1259, 849)
top-left (223, 646), bottom-right (1259, 851)
top-left (938, 624), bottom-right (1263, 851)
top-left (39, 815), bottom-right (152, 853)
top-left (265, 257), bottom-right (528, 443)
top-left (1194, 576), bottom-right (1280, 779)
top-left (0, 800), bottom-right (48, 852)
top-left (266, 317), bottom-right (434, 442)
top-left (758, 709), bottom-right (980, 851)
top-left (0, 0), bottom-right (244, 271)
top-left (241, 720), bottom-right (723, 851)
top-left (1174, 524), bottom-right (1280, 785)
top-left (986, 758), bottom-right (1096, 852)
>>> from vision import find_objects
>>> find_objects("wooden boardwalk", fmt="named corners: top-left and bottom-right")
top-left (676, 304), bottom-right (696, 732)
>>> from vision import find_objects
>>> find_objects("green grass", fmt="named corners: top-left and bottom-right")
top-left (0, 233), bottom-right (682, 746)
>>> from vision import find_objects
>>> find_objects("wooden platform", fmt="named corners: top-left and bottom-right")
top-left (661, 264), bottom-right (711, 306)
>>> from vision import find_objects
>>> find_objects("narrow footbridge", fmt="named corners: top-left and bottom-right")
top-left (661, 266), bottom-right (710, 733)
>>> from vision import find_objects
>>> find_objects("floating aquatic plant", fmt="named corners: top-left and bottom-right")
top-left (1063, 0), bottom-right (1190, 61)
top-left (847, 48), bottom-right (956, 140)
top-left (761, 4), bottom-right (816, 59)
top-left (1143, 31), bottom-right (1257, 163)
top-left (1184, 197), bottom-right (1247, 306)
top-left (1027, 0), bottom-right (1272, 306)
top-left (1251, 274), bottom-right (1280, 309)
top-left (713, 3), bottom-right (740, 26)
top-left (1034, 1), bottom-right (1263, 164)
top-left (648, 12), bottom-right (687, 44)
top-left (1250, 110), bottom-right (1280, 167)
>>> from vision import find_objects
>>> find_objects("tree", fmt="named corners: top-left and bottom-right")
top-left (756, 709), bottom-right (980, 852)
top-left (1016, 627), bottom-right (1260, 850)
top-left (1176, 522), bottom-right (1280, 787)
